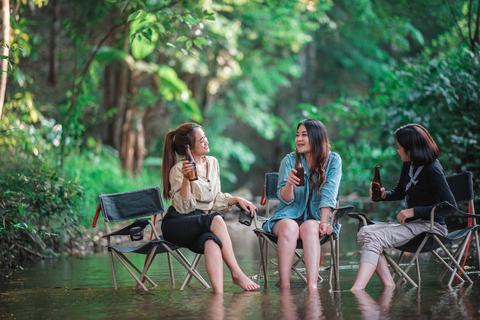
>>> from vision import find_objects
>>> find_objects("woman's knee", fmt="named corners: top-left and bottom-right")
top-left (357, 228), bottom-right (385, 255)
top-left (299, 220), bottom-right (320, 238)
top-left (357, 226), bottom-right (374, 244)
top-left (275, 220), bottom-right (299, 241)
top-left (211, 215), bottom-right (226, 230)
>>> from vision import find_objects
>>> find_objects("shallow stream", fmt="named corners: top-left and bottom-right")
top-left (1, 219), bottom-right (479, 319)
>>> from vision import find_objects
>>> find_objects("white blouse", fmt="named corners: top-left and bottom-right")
top-left (169, 156), bottom-right (232, 214)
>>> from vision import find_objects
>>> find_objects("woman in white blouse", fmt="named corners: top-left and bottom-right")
top-left (161, 122), bottom-right (260, 293)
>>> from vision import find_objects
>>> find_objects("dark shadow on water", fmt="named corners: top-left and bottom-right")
top-left (1, 220), bottom-right (479, 319)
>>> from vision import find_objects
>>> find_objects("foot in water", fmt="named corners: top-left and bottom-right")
top-left (233, 274), bottom-right (260, 291)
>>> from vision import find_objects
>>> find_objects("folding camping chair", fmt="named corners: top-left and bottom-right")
top-left (92, 187), bottom-right (210, 291)
top-left (252, 172), bottom-right (354, 290)
top-left (348, 171), bottom-right (480, 287)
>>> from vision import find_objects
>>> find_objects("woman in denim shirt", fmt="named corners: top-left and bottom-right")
top-left (263, 119), bottom-right (342, 289)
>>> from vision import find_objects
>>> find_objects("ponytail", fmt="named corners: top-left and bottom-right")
top-left (162, 130), bottom-right (177, 200)
top-left (161, 122), bottom-right (202, 200)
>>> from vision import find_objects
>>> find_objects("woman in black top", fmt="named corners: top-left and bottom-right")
top-left (351, 124), bottom-right (457, 291)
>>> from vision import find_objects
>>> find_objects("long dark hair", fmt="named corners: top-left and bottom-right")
top-left (162, 122), bottom-right (202, 200)
top-left (298, 119), bottom-right (331, 194)
top-left (395, 124), bottom-right (439, 166)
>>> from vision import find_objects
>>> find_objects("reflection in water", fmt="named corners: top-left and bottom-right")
top-left (353, 287), bottom-right (394, 320)
top-left (224, 291), bottom-right (262, 319)
top-left (279, 289), bottom-right (298, 320)
top-left (208, 293), bottom-right (225, 320)
top-left (304, 289), bottom-right (324, 320)
top-left (278, 288), bottom-right (325, 320)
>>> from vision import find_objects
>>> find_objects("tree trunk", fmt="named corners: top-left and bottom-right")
top-left (102, 16), bottom-right (129, 150)
top-left (133, 108), bottom-right (147, 175)
top-left (120, 70), bottom-right (147, 176)
top-left (120, 105), bottom-right (136, 174)
top-left (103, 60), bottom-right (130, 150)
top-left (47, 0), bottom-right (59, 86)
top-left (0, 0), bottom-right (10, 119)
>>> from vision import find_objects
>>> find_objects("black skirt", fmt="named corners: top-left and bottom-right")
top-left (161, 206), bottom-right (224, 254)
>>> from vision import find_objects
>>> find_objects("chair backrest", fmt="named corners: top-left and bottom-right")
top-left (99, 187), bottom-right (164, 222)
top-left (265, 172), bottom-right (279, 200)
top-left (446, 171), bottom-right (473, 204)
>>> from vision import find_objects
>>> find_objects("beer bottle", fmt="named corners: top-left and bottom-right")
top-left (185, 145), bottom-right (198, 181)
top-left (371, 165), bottom-right (382, 202)
top-left (294, 149), bottom-right (305, 186)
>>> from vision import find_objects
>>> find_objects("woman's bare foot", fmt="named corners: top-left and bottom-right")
top-left (232, 274), bottom-right (260, 291)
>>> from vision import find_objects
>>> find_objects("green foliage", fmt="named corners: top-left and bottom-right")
top-left (0, 120), bottom-right (84, 277)
top-left (373, 47), bottom-right (480, 189)
top-left (61, 147), bottom-right (161, 223)
top-left (0, 164), bottom-right (83, 278)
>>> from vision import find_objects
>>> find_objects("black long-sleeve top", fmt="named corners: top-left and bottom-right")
top-left (383, 160), bottom-right (457, 225)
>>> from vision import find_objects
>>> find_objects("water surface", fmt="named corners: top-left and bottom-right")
top-left (1, 220), bottom-right (479, 319)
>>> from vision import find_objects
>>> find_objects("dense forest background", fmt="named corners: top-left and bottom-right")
top-left (1, 0), bottom-right (479, 277)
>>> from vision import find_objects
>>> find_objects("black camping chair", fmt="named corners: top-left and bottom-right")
top-left (92, 187), bottom-right (210, 291)
top-left (252, 172), bottom-right (354, 290)
top-left (348, 171), bottom-right (480, 287)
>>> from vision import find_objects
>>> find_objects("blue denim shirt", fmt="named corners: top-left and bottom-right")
top-left (263, 151), bottom-right (342, 234)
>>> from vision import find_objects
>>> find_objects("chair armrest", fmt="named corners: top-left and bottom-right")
top-left (331, 205), bottom-right (355, 221)
top-left (431, 201), bottom-right (480, 219)
top-left (102, 218), bottom-right (150, 240)
top-left (347, 212), bottom-right (376, 231)
top-left (252, 210), bottom-right (270, 229)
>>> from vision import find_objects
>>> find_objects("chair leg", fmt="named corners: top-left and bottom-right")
top-left (437, 235), bottom-right (468, 282)
top-left (392, 251), bottom-right (405, 280)
top-left (334, 237), bottom-right (340, 291)
top-left (175, 251), bottom-right (209, 290)
top-left (262, 237), bottom-right (281, 287)
top-left (438, 245), bottom-right (460, 281)
top-left (160, 243), bottom-right (210, 289)
top-left (328, 254), bottom-right (333, 288)
top-left (112, 250), bottom-right (149, 291)
top-left (328, 237), bottom-right (340, 291)
top-left (415, 257), bottom-right (421, 285)
top-left (265, 238), bottom-right (270, 287)
top-left (116, 251), bottom-right (156, 286)
top-left (445, 234), bottom-right (471, 286)
top-left (432, 251), bottom-right (464, 283)
top-left (257, 235), bottom-right (268, 287)
top-left (474, 229), bottom-right (480, 270)
top-left (109, 251), bottom-right (118, 291)
top-left (136, 246), bottom-right (159, 290)
top-left (384, 253), bottom-right (418, 288)
top-left (396, 236), bottom-right (428, 286)
top-left (433, 235), bottom-right (473, 284)
top-left (292, 253), bottom-right (307, 283)
top-left (167, 252), bottom-right (175, 287)
top-left (181, 253), bottom-right (203, 289)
